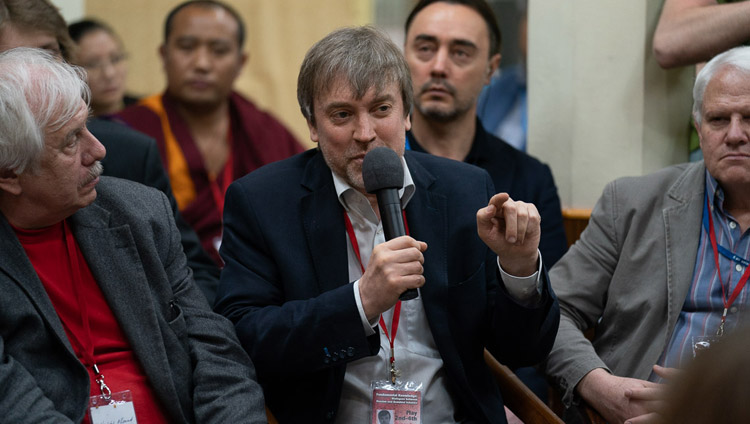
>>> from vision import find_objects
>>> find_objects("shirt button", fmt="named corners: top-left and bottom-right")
top-left (730, 306), bottom-right (738, 313)
top-left (736, 264), bottom-right (743, 272)
top-left (376, 229), bottom-right (383, 235)
top-left (729, 221), bottom-right (737, 229)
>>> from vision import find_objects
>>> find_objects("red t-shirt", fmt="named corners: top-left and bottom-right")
top-left (14, 220), bottom-right (170, 423)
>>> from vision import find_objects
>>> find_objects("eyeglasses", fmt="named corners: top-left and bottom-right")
top-left (81, 52), bottom-right (128, 73)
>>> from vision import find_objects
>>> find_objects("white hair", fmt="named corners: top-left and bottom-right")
top-left (0, 47), bottom-right (90, 174)
top-left (693, 46), bottom-right (750, 124)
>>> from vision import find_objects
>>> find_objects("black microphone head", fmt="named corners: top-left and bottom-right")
top-left (362, 146), bottom-right (404, 194)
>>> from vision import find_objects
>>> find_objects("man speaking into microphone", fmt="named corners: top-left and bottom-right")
top-left (215, 26), bottom-right (559, 424)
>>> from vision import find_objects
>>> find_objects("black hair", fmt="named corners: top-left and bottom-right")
top-left (163, 0), bottom-right (245, 48)
top-left (68, 18), bottom-right (115, 44)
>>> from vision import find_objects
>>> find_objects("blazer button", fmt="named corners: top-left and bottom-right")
top-left (326, 411), bottom-right (335, 420)
top-left (340, 349), bottom-right (347, 358)
top-left (347, 347), bottom-right (355, 357)
top-left (324, 357), bottom-right (330, 364)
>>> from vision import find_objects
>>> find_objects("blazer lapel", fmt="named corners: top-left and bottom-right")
top-left (662, 162), bottom-right (705, 349)
top-left (0, 216), bottom-right (74, 354)
top-left (70, 203), bottom-right (183, 414)
top-left (402, 154), bottom-right (466, 360)
top-left (300, 151), bottom-right (350, 294)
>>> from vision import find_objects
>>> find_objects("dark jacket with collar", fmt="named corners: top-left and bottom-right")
top-left (215, 149), bottom-right (559, 423)
top-left (0, 177), bottom-right (265, 423)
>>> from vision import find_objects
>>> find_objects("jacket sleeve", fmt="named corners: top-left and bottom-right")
top-left (156, 192), bottom-right (267, 423)
top-left (483, 172), bottom-right (560, 369)
top-left (543, 180), bottom-right (620, 406)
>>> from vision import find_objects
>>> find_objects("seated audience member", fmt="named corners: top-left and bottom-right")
top-left (119, 0), bottom-right (304, 265)
top-left (0, 47), bottom-right (265, 423)
top-left (68, 19), bottom-right (136, 116)
top-left (0, 0), bottom-right (221, 304)
top-left (662, 325), bottom-right (750, 424)
top-left (403, 0), bottom-right (567, 268)
top-left (214, 25), bottom-right (559, 423)
top-left (544, 46), bottom-right (750, 423)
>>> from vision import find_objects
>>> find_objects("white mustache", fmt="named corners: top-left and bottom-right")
top-left (81, 161), bottom-right (103, 187)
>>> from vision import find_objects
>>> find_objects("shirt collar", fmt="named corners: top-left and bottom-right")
top-left (331, 155), bottom-right (416, 218)
top-left (706, 169), bottom-right (726, 213)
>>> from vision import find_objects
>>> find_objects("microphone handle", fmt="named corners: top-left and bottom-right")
top-left (376, 189), bottom-right (418, 301)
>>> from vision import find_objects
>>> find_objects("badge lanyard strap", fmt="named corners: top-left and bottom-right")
top-left (343, 209), bottom-right (409, 383)
top-left (62, 220), bottom-right (112, 400)
top-left (704, 194), bottom-right (750, 336)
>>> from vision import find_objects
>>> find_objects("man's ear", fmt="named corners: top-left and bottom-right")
top-left (486, 53), bottom-right (501, 84)
top-left (0, 169), bottom-right (22, 195)
top-left (694, 116), bottom-right (704, 151)
top-left (306, 118), bottom-right (319, 144)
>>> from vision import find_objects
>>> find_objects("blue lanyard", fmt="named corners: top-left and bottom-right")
top-left (404, 133), bottom-right (411, 151)
top-left (703, 192), bottom-right (750, 268)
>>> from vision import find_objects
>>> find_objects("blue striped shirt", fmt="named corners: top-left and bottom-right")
top-left (656, 171), bottom-right (750, 375)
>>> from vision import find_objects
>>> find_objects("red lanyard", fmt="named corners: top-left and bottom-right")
top-left (62, 220), bottom-right (111, 397)
top-left (343, 209), bottom-right (409, 382)
top-left (706, 195), bottom-right (750, 336)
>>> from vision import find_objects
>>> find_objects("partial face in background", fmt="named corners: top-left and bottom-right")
top-left (308, 78), bottom-right (410, 193)
top-left (75, 29), bottom-right (127, 115)
top-left (697, 65), bottom-right (750, 192)
top-left (0, 23), bottom-right (61, 57)
top-left (16, 100), bottom-right (106, 222)
top-left (160, 4), bottom-right (246, 108)
top-left (404, 2), bottom-right (499, 122)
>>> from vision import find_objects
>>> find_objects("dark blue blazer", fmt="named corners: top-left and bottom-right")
top-left (215, 149), bottom-right (559, 423)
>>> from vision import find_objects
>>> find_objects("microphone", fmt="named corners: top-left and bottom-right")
top-left (362, 147), bottom-right (418, 301)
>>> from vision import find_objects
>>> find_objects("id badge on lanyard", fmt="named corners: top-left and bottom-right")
top-left (89, 389), bottom-right (138, 424)
top-left (371, 381), bottom-right (423, 424)
top-left (343, 211), bottom-right (424, 423)
top-left (694, 193), bottom-right (750, 357)
top-left (62, 221), bottom-right (139, 423)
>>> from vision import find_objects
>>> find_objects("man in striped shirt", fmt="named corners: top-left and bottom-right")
top-left (544, 46), bottom-right (750, 423)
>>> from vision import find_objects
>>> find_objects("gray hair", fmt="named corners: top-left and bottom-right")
top-left (693, 46), bottom-right (750, 124)
top-left (297, 26), bottom-right (413, 125)
top-left (0, 47), bottom-right (90, 173)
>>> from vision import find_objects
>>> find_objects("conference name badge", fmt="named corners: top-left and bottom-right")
top-left (370, 380), bottom-right (422, 424)
top-left (89, 390), bottom-right (138, 424)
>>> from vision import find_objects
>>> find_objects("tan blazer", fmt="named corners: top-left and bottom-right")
top-left (544, 161), bottom-right (705, 406)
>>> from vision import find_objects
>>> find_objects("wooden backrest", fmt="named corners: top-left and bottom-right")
top-left (484, 349), bottom-right (564, 424)
top-left (562, 208), bottom-right (591, 247)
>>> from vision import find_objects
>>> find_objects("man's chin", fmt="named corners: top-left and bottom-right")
top-left (417, 104), bottom-right (459, 122)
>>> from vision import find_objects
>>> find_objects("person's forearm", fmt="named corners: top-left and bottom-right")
top-left (654, 0), bottom-right (750, 68)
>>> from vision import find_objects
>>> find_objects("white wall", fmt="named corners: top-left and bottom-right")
top-left (528, 0), bottom-right (693, 209)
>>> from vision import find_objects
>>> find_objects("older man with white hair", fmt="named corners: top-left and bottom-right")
top-left (544, 46), bottom-right (750, 423)
top-left (0, 48), bottom-right (265, 423)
